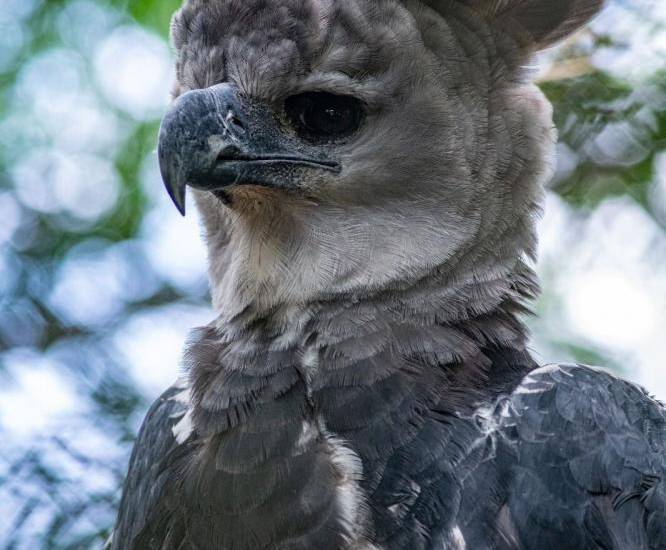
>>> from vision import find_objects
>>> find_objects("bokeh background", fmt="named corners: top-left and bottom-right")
top-left (0, 0), bottom-right (664, 546)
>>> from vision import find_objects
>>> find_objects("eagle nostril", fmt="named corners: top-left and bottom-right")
top-left (225, 110), bottom-right (245, 132)
top-left (216, 143), bottom-right (246, 162)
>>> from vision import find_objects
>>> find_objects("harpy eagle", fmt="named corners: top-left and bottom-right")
top-left (111, 0), bottom-right (666, 548)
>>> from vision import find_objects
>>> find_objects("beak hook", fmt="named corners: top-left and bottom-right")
top-left (165, 178), bottom-right (186, 217)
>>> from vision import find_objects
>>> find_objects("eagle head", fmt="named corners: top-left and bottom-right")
top-left (158, 0), bottom-right (603, 313)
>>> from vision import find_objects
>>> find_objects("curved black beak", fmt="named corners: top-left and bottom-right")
top-left (158, 84), bottom-right (340, 215)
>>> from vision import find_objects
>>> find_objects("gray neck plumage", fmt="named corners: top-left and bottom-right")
top-left (188, 187), bottom-right (541, 391)
top-left (187, 248), bottom-right (538, 408)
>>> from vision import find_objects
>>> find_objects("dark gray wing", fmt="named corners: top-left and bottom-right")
top-left (111, 384), bottom-right (190, 550)
top-left (499, 364), bottom-right (666, 550)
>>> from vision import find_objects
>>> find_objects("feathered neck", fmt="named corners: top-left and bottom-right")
top-left (196, 252), bottom-right (538, 377)
top-left (208, 229), bottom-right (539, 346)
top-left (182, 253), bottom-right (538, 447)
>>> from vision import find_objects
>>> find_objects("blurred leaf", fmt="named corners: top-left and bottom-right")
top-left (542, 69), bottom-right (666, 217)
top-left (109, 0), bottom-right (183, 36)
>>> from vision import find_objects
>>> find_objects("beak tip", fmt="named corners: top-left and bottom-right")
top-left (158, 138), bottom-right (187, 216)
top-left (172, 193), bottom-right (187, 217)
top-left (164, 180), bottom-right (187, 216)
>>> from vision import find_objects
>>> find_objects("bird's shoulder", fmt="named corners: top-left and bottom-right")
top-left (503, 363), bottom-right (665, 448)
top-left (111, 382), bottom-right (191, 549)
top-left (493, 363), bottom-right (666, 549)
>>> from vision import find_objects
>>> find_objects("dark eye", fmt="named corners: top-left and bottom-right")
top-left (284, 92), bottom-right (364, 143)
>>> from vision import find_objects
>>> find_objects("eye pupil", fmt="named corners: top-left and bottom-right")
top-left (285, 92), bottom-right (364, 142)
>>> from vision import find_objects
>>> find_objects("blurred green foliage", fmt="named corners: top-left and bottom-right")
top-left (544, 69), bottom-right (666, 211)
top-left (111, 0), bottom-right (182, 32)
